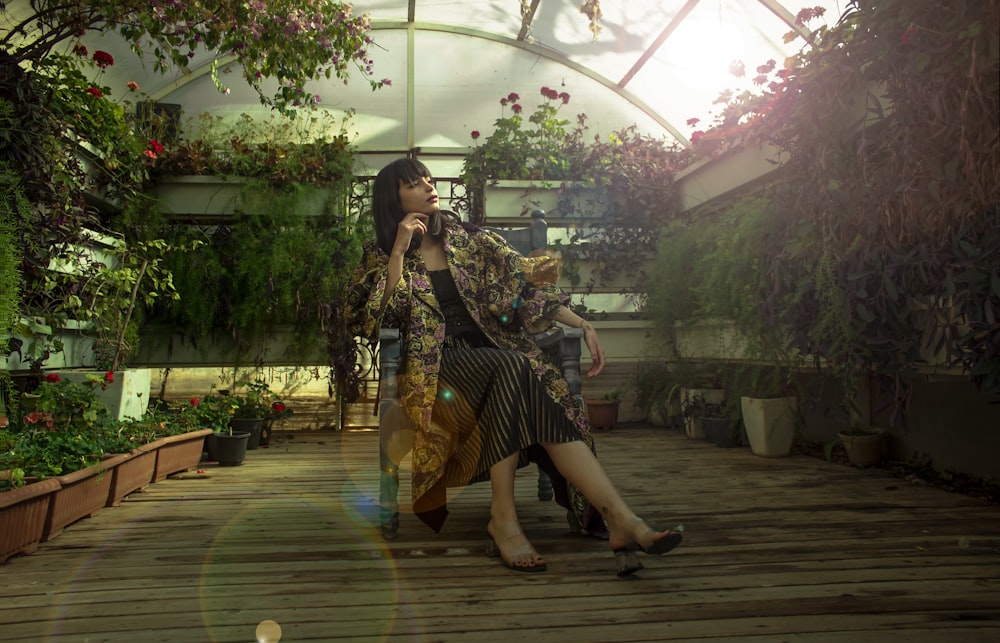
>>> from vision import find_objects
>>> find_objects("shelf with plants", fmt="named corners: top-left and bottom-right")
top-left (459, 86), bottom-right (693, 311)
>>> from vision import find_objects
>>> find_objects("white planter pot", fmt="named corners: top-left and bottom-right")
top-left (154, 176), bottom-right (333, 217)
top-left (741, 396), bottom-right (798, 457)
top-left (483, 180), bottom-right (610, 223)
top-left (54, 369), bottom-right (153, 421)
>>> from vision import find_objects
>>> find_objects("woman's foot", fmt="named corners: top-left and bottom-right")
top-left (608, 514), bottom-right (683, 556)
top-left (487, 520), bottom-right (547, 572)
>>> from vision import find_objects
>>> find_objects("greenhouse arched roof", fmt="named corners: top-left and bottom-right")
top-left (6, 0), bottom-right (847, 176)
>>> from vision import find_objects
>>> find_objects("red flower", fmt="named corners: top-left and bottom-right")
top-left (72, 44), bottom-right (88, 57)
top-left (511, 103), bottom-right (522, 114)
top-left (127, 81), bottom-right (140, 91)
top-left (558, 92), bottom-right (570, 104)
top-left (272, 402), bottom-right (287, 412)
top-left (690, 131), bottom-right (705, 144)
top-left (190, 397), bottom-right (200, 406)
top-left (149, 139), bottom-right (164, 154)
top-left (901, 24), bottom-right (918, 45)
top-left (507, 92), bottom-right (519, 102)
top-left (86, 87), bottom-right (103, 98)
top-left (470, 130), bottom-right (480, 140)
top-left (104, 371), bottom-right (114, 383)
top-left (45, 373), bottom-right (61, 383)
top-left (143, 150), bottom-right (157, 160)
top-left (92, 50), bottom-right (114, 68)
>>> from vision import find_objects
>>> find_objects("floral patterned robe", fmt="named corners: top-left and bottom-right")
top-left (345, 221), bottom-right (595, 526)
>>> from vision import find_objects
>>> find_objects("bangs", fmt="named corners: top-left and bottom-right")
top-left (394, 158), bottom-right (432, 184)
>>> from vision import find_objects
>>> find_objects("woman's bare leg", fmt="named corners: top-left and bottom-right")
top-left (541, 440), bottom-right (680, 552)
top-left (488, 452), bottom-right (546, 570)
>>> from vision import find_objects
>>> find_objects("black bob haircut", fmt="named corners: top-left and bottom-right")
top-left (371, 158), bottom-right (446, 255)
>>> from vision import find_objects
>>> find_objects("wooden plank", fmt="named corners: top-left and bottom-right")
top-left (0, 427), bottom-right (997, 642)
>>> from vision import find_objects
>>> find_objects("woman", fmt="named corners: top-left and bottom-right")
top-left (345, 158), bottom-right (683, 575)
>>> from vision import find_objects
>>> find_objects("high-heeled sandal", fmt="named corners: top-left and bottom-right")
top-left (486, 525), bottom-right (548, 573)
top-left (613, 547), bottom-right (643, 576)
top-left (613, 525), bottom-right (684, 576)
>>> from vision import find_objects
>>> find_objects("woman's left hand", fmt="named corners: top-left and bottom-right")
top-left (581, 321), bottom-right (605, 378)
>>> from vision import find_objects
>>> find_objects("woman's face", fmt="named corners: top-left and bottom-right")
top-left (397, 175), bottom-right (439, 216)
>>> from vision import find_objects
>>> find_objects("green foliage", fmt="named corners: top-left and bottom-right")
top-left (153, 178), bottom-right (367, 364)
top-left (646, 0), bottom-right (1000, 412)
top-left (0, 373), bottom-right (134, 486)
top-left (147, 111), bottom-right (358, 187)
top-left (0, 167), bottom-right (22, 343)
top-left (2, 0), bottom-right (384, 114)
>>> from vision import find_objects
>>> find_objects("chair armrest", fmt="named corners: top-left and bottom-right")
top-left (533, 326), bottom-right (583, 400)
top-left (379, 328), bottom-right (401, 401)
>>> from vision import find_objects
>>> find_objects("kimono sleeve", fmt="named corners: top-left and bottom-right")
top-left (476, 230), bottom-right (569, 335)
top-left (344, 243), bottom-right (410, 342)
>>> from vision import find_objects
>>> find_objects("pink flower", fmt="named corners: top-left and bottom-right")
top-left (143, 150), bottom-right (157, 160)
top-left (45, 373), bottom-right (61, 383)
top-left (511, 103), bottom-right (522, 114)
top-left (507, 92), bottom-right (519, 102)
top-left (470, 130), bottom-right (480, 140)
top-left (86, 87), bottom-right (103, 98)
top-left (686, 117), bottom-right (700, 126)
top-left (127, 81), bottom-right (140, 91)
top-left (558, 92), bottom-right (570, 104)
top-left (72, 44), bottom-right (88, 57)
top-left (690, 131), bottom-right (705, 144)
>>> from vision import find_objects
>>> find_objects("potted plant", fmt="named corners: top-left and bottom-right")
top-left (0, 372), bottom-right (136, 541)
top-left (222, 379), bottom-right (284, 450)
top-left (632, 360), bottom-right (682, 429)
top-left (459, 86), bottom-right (689, 299)
top-left (191, 390), bottom-right (247, 466)
top-left (585, 388), bottom-right (622, 431)
top-left (833, 424), bottom-right (887, 468)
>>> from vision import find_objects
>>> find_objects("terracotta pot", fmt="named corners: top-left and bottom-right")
top-left (0, 478), bottom-right (61, 563)
top-left (43, 455), bottom-right (127, 541)
top-left (106, 445), bottom-right (157, 507)
top-left (586, 399), bottom-right (620, 430)
top-left (150, 428), bottom-right (213, 482)
top-left (839, 428), bottom-right (885, 467)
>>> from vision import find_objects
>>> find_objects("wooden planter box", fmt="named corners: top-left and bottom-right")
top-left (43, 455), bottom-right (127, 541)
top-left (150, 429), bottom-right (212, 482)
top-left (0, 478), bottom-right (61, 564)
top-left (106, 445), bottom-right (158, 507)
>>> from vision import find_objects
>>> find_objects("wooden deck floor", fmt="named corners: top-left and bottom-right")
top-left (1, 425), bottom-right (999, 642)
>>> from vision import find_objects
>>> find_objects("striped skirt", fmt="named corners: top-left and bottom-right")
top-left (432, 334), bottom-right (582, 490)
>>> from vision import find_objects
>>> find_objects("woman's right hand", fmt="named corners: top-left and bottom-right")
top-left (392, 212), bottom-right (429, 256)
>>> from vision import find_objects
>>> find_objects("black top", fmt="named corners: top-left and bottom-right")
top-left (428, 269), bottom-right (480, 338)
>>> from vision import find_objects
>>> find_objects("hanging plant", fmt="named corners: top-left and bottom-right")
top-left (1, 0), bottom-right (386, 113)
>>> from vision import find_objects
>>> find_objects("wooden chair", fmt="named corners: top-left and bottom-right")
top-left (377, 210), bottom-right (584, 538)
